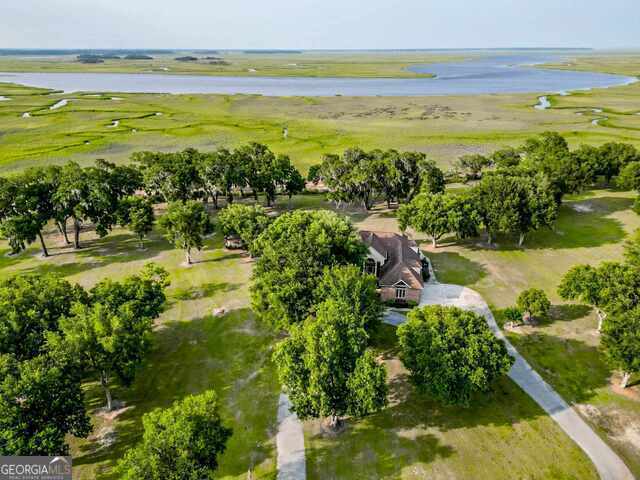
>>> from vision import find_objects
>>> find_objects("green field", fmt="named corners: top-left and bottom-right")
top-left (1, 78), bottom-right (640, 175)
top-left (0, 192), bottom-right (611, 479)
top-left (2, 53), bottom-right (640, 478)
top-left (0, 218), bottom-right (279, 479)
top-left (542, 53), bottom-right (640, 77)
top-left (0, 51), bottom-right (455, 78)
top-left (418, 189), bottom-right (640, 477)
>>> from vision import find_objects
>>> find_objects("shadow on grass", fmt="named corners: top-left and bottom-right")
top-left (196, 252), bottom-right (245, 264)
top-left (169, 281), bottom-right (243, 302)
top-left (306, 367), bottom-right (549, 479)
top-left (550, 304), bottom-right (593, 323)
top-left (427, 250), bottom-right (487, 286)
top-left (507, 331), bottom-right (611, 404)
top-left (73, 309), bottom-right (280, 479)
top-left (306, 323), bottom-right (573, 478)
top-left (15, 233), bottom-right (174, 278)
top-left (307, 411), bottom-right (454, 479)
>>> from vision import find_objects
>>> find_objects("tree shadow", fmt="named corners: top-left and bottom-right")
top-left (169, 281), bottom-right (243, 302)
top-left (72, 309), bottom-right (280, 478)
top-left (426, 250), bottom-right (487, 286)
top-left (16, 233), bottom-right (174, 279)
top-left (507, 331), bottom-right (612, 405)
top-left (549, 304), bottom-right (593, 323)
top-left (307, 418), bottom-right (453, 480)
top-left (195, 252), bottom-right (245, 264)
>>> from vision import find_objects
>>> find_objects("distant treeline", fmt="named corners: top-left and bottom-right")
top-left (0, 49), bottom-right (172, 56)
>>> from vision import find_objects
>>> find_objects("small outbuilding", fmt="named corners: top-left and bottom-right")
top-left (224, 234), bottom-right (245, 250)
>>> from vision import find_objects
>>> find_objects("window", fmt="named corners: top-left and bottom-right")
top-left (364, 258), bottom-right (377, 276)
top-left (395, 287), bottom-right (407, 300)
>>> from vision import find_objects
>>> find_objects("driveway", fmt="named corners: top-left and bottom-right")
top-left (276, 393), bottom-right (306, 480)
top-left (385, 280), bottom-right (633, 480)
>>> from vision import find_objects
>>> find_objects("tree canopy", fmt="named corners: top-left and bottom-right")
top-left (318, 148), bottom-right (444, 209)
top-left (516, 288), bottom-right (551, 321)
top-left (115, 390), bottom-right (232, 480)
top-left (313, 264), bottom-right (382, 332)
top-left (0, 352), bottom-right (91, 455)
top-left (217, 203), bottom-right (271, 253)
top-left (273, 299), bottom-right (387, 428)
top-left (159, 200), bottom-right (213, 265)
top-left (398, 192), bottom-right (455, 248)
top-left (397, 305), bottom-right (513, 405)
top-left (473, 172), bottom-right (557, 245)
top-left (454, 154), bottom-right (492, 182)
top-left (0, 272), bottom-right (91, 455)
top-left (0, 274), bottom-right (86, 361)
top-left (601, 307), bottom-right (640, 389)
top-left (251, 210), bottom-right (366, 329)
top-left (118, 195), bottom-right (155, 249)
top-left (49, 264), bottom-right (169, 410)
top-left (558, 253), bottom-right (640, 385)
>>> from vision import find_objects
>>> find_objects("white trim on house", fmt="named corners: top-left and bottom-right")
top-left (367, 246), bottom-right (386, 265)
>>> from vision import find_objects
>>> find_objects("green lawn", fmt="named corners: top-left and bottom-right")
top-left (423, 189), bottom-right (640, 477)
top-left (304, 325), bottom-right (597, 480)
top-left (0, 221), bottom-right (279, 480)
top-left (0, 192), bottom-right (620, 479)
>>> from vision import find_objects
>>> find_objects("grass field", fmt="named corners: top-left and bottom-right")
top-left (0, 219), bottom-right (279, 480)
top-left (0, 51), bottom-right (456, 78)
top-left (304, 325), bottom-right (598, 480)
top-left (0, 192), bottom-right (609, 479)
top-left (542, 53), bottom-right (640, 77)
top-left (2, 53), bottom-right (640, 477)
top-left (417, 189), bottom-right (640, 477)
top-left (1, 78), bottom-right (640, 174)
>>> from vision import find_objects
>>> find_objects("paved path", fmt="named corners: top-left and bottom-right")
top-left (407, 280), bottom-right (634, 480)
top-left (276, 393), bottom-right (306, 480)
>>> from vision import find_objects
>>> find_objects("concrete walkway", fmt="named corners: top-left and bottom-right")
top-left (412, 280), bottom-right (634, 480)
top-left (276, 393), bottom-right (306, 480)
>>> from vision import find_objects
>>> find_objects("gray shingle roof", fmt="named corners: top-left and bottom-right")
top-left (360, 231), bottom-right (424, 289)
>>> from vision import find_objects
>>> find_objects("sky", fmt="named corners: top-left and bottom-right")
top-left (3, 0), bottom-right (639, 50)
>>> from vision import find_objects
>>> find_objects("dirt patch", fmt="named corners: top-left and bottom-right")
top-left (577, 402), bottom-right (640, 453)
top-left (612, 424), bottom-right (640, 452)
top-left (571, 203), bottom-right (594, 213)
top-left (96, 401), bottom-right (132, 421)
top-left (395, 428), bottom-right (422, 440)
top-left (576, 403), bottom-right (603, 422)
top-left (610, 375), bottom-right (640, 401)
top-left (316, 103), bottom-right (472, 121)
top-left (319, 417), bottom-right (348, 436)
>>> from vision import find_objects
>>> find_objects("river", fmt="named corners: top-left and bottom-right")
top-left (0, 54), bottom-right (635, 97)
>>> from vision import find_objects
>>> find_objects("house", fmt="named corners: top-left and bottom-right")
top-left (359, 230), bottom-right (427, 304)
